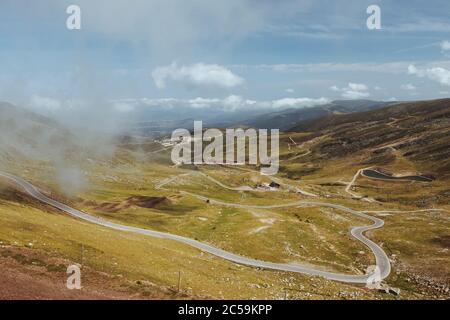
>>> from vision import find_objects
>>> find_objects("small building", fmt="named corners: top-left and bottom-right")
top-left (256, 182), bottom-right (281, 190)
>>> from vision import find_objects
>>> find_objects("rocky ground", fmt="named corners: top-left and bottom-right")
top-left (0, 246), bottom-right (183, 300)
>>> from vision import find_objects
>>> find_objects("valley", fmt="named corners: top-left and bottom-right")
top-left (0, 99), bottom-right (449, 299)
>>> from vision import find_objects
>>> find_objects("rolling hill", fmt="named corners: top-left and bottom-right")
top-left (287, 98), bottom-right (450, 176)
top-left (240, 100), bottom-right (393, 130)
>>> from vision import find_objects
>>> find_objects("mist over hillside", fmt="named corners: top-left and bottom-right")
top-left (12, 97), bottom-right (395, 137)
top-left (0, 102), bottom-right (123, 194)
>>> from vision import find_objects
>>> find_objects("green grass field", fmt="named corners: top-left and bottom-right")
top-left (0, 130), bottom-right (448, 299)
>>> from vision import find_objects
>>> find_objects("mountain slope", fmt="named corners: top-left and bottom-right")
top-left (241, 100), bottom-right (392, 130)
top-left (287, 98), bottom-right (450, 176)
top-left (0, 102), bottom-right (76, 163)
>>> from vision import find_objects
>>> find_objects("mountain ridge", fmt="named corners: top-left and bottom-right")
top-left (239, 99), bottom-right (393, 130)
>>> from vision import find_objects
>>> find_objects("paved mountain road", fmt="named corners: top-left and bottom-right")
top-left (0, 171), bottom-right (390, 284)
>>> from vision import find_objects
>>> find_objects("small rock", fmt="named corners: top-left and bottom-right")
top-left (389, 287), bottom-right (401, 296)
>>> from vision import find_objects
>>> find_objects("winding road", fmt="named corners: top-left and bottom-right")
top-left (0, 171), bottom-right (390, 284)
top-left (361, 169), bottom-right (433, 182)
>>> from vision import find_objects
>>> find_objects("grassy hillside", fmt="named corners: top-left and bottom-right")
top-left (241, 100), bottom-right (391, 130)
top-left (0, 101), bottom-right (449, 299)
top-left (289, 98), bottom-right (450, 175)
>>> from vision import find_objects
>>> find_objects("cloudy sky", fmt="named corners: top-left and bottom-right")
top-left (1, 0), bottom-right (450, 115)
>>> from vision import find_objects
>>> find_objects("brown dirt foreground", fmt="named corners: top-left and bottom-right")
top-left (0, 246), bottom-right (177, 300)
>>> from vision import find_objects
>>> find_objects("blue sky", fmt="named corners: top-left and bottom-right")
top-left (1, 0), bottom-right (450, 115)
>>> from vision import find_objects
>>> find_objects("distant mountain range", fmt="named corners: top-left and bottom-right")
top-left (125, 99), bottom-right (394, 136)
top-left (1, 98), bottom-right (449, 176)
top-left (239, 100), bottom-right (394, 130)
top-left (3, 99), bottom-right (397, 137)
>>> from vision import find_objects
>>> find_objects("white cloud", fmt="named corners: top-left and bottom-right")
top-left (441, 41), bottom-right (450, 51)
top-left (70, 0), bottom-right (270, 56)
top-left (407, 65), bottom-right (418, 75)
top-left (330, 82), bottom-right (370, 99)
top-left (185, 95), bottom-right (257, 111)
top-left (271, 97), bottom-right (330, 109)
top-left (114, 95), bottom-right (329, 112)
top-left (341, 90), bottom-right (370, 99)
top-left (285, 88), bottom-right (295, 93)
top-left (408, 64), bottom-right (450, 86)
top-left (222, 95), bottom-right (258, 111)
top-left (330, 85), bottom-right (340, 91)
top-left (235, 60), bottom-right (450, 75)
top-left (401, 83), bottom-right (416, 91)
top-left (188, 97), bottom-right (220, 109)
top-left (30, 95), bottom-right (61, 112)
top-left (347, 82), bottom-right (368, 91)
top-left (152, 62), bottom-right (244, 89)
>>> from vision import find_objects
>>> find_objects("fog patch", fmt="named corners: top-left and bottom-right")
top-left (55, 166), bottom-right (87, 196)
